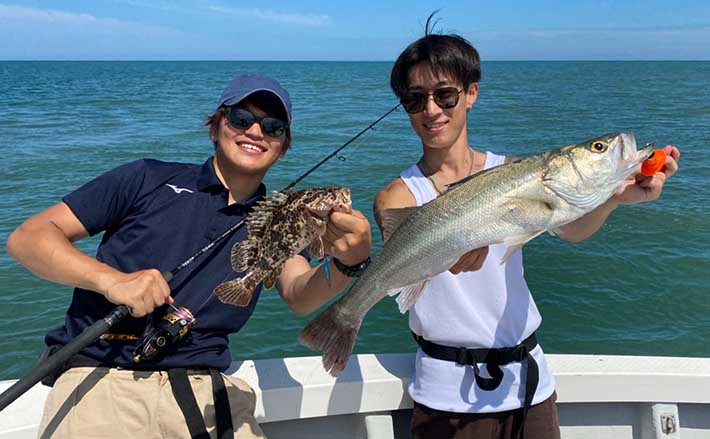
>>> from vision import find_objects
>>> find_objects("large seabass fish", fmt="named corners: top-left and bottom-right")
top-left (300, 132), bottom-right (653, 376)
top-left (215, 187), bottom-right (352, 306)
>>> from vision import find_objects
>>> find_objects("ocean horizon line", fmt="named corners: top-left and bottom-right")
top-left (2, 59), bottom-right (709, 63)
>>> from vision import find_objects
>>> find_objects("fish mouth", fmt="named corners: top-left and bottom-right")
top-left (639, 143), bottom-right (655, 161)
top-left (306, 197), bottom-right (352, 218)
top-left (618, 132), bottom-right (653, 177)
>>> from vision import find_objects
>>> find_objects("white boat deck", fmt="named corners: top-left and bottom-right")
top-left (1, 353), bottom-right (709, 438)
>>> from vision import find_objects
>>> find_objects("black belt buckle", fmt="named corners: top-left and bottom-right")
top-left (455, 347), bottom-right (473, 366)
top-left (511, 345), bottom-right (529, 362)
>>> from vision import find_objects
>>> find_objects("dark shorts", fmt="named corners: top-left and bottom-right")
top-left (411, 392), bottom-right (560, 439)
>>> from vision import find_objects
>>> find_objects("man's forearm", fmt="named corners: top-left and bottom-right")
top-left (7, 221), bottom-right (118, 295)
top-left (280, 259), bottom-right (352, 316)
top-left (557, 198), bottom-right (619, 243)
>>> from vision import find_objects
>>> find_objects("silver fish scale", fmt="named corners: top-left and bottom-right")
top-left (338, 155), bottom-right (558, 319)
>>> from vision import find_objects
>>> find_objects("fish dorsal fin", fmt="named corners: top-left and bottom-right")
top-left (500, 230), bottom-right (545, 264)
top-left (388, 279), bottom-right (430, 314)
top-left (380, 207), bottom-right (417, 242)
top-left (246, 190), bottom-right (292, 237)
top-left (444, 163), bottom-right (503, 192)
top-left (443, 173), bottom-right (478, 192)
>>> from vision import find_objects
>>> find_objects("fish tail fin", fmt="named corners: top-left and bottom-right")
top-left (299, 306), bottom-right (361, 376)
top-left (214, 271), bottom-right (263, 307)
top-left (392, 279), bottom-right (429, 314)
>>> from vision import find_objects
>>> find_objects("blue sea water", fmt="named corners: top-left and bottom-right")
top-left (0, 61), bottom-right (708, 380)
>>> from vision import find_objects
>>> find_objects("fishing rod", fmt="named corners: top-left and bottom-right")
top-left (0, 102), bottom-right (401, 412)
top-left (285, 103), bottom-right (401, 190)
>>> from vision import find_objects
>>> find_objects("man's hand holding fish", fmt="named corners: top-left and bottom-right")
top-left (278, 207), bottom-right (372, 315)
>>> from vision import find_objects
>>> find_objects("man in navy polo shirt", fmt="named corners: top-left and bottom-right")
top-left (7, 75), bottom-right (372, 438)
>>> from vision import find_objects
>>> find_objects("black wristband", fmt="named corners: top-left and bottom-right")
top-left (332, 256), bottom-right (371, 277)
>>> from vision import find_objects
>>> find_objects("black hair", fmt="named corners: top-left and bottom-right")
top-left (390, 11), bottom-right (481, 98)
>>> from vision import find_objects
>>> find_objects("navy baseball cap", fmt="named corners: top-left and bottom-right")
top-left (217, 75), bottom-right (292, 124)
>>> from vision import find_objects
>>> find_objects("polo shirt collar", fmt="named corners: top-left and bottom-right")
top-left (196, 157), bottom-right (267, 207)
top-left (196, 157), bottom-right (224, 192)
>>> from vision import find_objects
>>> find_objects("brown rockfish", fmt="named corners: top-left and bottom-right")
top-left (300, 132), bottom-right (654, 376)
top-left (215, 187), bottom-right (352, 306)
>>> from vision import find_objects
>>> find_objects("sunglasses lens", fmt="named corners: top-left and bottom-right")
top-left (227, 108), bottom-right (288, 137)
top-left (400, 93), bottom-right (426, 114)
top-left (400, 87), bottom-right (462, 113)
top-left (261, 117), bottom-right (288, 137)
top-left (228, 108), bottom-right (256, 130)
top-left (433, 87), bottom-right (461, 109)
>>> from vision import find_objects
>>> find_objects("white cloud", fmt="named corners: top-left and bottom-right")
top-left (207, 5), bottom-right (331, 27)
top-left (114, 0), bottom-right (331, 27)
top-left (114, 0), bottom-right (199, 16)
top-left (0, 3), bottom-right (178, 36)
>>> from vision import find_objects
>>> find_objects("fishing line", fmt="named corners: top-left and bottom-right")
top-left (282, 104), bottom-right (401, 191)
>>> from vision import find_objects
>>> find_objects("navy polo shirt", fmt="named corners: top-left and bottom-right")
top-left (45, 157), bottom-right (269, 371)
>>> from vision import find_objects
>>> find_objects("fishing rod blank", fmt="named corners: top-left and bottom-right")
top-left (0, 103), bottom-right (400, 412)
top-left (0, 306), bottom-right (128, 411)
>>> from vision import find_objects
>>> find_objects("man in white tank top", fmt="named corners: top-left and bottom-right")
top-left (374, 13), bottom-right (680, 439)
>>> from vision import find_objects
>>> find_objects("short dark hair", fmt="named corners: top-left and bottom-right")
top-left (205, 91), bottom-right (292, 151)
top-left (390, 12), bottom-right (481, 98)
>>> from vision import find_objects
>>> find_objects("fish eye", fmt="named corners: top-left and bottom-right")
top-left (590, 141), bottom-right (608, 153)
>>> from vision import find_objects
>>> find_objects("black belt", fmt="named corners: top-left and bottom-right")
top-left (39, 347), bottom-right (233, 439)
top-left (412, 332), bottom-right (540, 439)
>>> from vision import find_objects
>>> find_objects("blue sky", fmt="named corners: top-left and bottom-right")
top-left (1, 0), bottom-right (709, 60)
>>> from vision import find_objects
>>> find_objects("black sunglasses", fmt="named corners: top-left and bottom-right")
top-left (225, 107), bottom-right (289, 138)
top-left (400, 87), bottom-right (464, 114)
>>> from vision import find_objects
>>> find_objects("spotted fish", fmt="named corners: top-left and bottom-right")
top-left (214, 187), bottom-right (352, 306)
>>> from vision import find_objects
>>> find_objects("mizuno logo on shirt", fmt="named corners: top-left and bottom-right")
top-left (166, 184), bottom-right (194, 194)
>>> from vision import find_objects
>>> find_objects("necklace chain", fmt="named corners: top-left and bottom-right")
top-left (421, 148), bottom-right (477, 196)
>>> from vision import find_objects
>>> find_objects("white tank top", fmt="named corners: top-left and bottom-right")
top-left (399, 151), bottom-right (555, 413)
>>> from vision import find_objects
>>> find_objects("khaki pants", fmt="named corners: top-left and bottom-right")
top-left (37, 367), bottom-right (266, 439)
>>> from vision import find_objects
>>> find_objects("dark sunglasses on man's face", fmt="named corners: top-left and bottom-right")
top-left (226, 107), bottom-right (289, 138)
top-left (400, 86), bottom-right (464, 114)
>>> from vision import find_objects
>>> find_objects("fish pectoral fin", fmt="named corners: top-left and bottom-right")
top-left (391, 280), bottom-right (430, 314)
top-left (307, 236), bottom-right (325, 260)
top-left (500, 197), bottom-right (554, 224)
top-left (263, 267), bottom-right (281, 290)
top-left (380, 207), bottom-right (418, 242)
top-left (500, 230), bottom-right (545, 263)
top-left (230, 240), bottom-right (260, 273)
